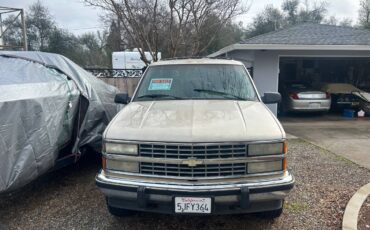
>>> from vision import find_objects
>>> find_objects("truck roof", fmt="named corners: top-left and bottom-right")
top-left (150, 58), bottom-right (243, 66)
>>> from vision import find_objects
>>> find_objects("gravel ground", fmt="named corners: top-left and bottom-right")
top-left (0, 139), bottom-right (369, 230)
top-left (359, 197), bottom-right (370, 230)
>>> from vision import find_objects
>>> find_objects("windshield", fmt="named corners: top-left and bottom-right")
top-left (134, 64), bottom-right (258, 101)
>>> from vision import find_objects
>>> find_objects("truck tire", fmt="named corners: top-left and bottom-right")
top-left (106, 198), bottom-right (134, 217)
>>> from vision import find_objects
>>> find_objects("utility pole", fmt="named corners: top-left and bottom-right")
top-left (0, 13), bottom-right (3, 49)
top-left (20, 9), bottom-right (27, 51)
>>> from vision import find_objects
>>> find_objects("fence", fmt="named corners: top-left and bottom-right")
top-left (86, 68), bottom-right (143, 96)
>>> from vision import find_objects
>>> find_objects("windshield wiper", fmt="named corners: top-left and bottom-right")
top-left (137, 94), bottom-right (185, 100)
top-left (194, 89), bottom-right (246, 100)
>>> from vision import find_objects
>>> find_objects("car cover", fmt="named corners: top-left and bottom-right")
top-left (0, 51), bottom-right (120, 193)
top-left (353, 91), bottom-right (370, 115)
top-left (320, 83), bottom-right (361, 94)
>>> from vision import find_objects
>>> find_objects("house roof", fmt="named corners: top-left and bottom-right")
top-left (241, 23), bottom-right (370, 46)
top-left (209, 23), bottom-right (370, 57)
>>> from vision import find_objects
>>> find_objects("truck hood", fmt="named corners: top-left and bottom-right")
top-left (104, 100), bottom-right (285, 142)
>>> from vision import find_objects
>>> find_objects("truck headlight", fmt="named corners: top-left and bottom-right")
top-left (248, 161), bottom-right (283, 174)
top-left (106, 159), bottom-right (139, 172)
top-left (248, 143), bottom-right (284, 156)
top-left (104, 143), bottom-right (138, 155)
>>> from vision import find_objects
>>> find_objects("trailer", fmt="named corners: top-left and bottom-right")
top-left (112, 51), bottom-right (162, 69)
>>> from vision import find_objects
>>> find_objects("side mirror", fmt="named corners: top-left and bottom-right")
top-left (114, 93), bottom-right (130, 104)
top-left (262, 92), bottom-right (281, 104)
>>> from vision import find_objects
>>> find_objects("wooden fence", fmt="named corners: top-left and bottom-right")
top-left (99, 77), bottom-right (141, 96)
top-left (85, 68), bottom-right (143, 97)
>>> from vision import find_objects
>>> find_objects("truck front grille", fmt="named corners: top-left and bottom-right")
top-left (140, 162), bottom-right (247, 177)
top-left (139, 144), bottom-right (247, 159)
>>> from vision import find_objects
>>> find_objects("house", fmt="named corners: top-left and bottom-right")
top-left (209, 23), bottom-right (370, 115)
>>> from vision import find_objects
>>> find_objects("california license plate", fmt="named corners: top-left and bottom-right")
top-left (174, 197), bottom-right (211, 214)
top-left (309, 103), bottom-right (320, 108)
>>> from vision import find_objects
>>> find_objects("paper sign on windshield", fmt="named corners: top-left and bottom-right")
top-left (148, 78), bottom-right (173, 90)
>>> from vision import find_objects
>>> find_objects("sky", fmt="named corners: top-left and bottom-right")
top-left (0, 0), bottom-right (362, 35)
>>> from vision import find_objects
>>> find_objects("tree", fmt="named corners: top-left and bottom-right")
top-left (359, 0), bottom-right (370, 29)
top-left (167, 0), bottom-right (246, 57)
top-left (198, 18), bottom-right (244, 55)
top-left (79, 32), bottom-right (110, 67)
top-left (85, 0), bottom-right (168, 64)
top-left (1, 1), bottom-right (55, 51)
top-left (339, 18), bottom-right (353, 27)
top-left (46, 29), bottom-right (111, 68)
top-left (297, 0), bottom-right (327, 24)
top-left (246, 0), bottom-right (328, 38)
top-left (26, 0), bottom-right (55, 50)
top-left (84, 0), bottom-right (247, 64)
top-left (1, 15), bottom-right (23, 49)
top-left (1, 1), bottom-right (111, 67)
top-left (47, 28), bottom-right (84, 64)
top-left (282, 0), bottom-right (299, 25)
top-left (324, 16), bottom-right (352, 27)
top-left (246, 5), bottom-right (285, 38)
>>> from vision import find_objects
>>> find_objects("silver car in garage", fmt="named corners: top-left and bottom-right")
top-left (280, 82), bottom-right (331, 113)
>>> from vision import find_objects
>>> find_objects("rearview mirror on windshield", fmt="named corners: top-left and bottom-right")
top-left (114, 93), bottom-right (130, 104)
top-left (262, 92), bottom-right (281, 104)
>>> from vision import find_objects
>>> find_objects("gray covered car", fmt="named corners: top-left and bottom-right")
top-left (0, 51), bottom-right (119, 193)
top-left (96, 58), bottom-right (294, 217)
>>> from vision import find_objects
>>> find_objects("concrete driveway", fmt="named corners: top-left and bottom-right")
top-left (281, 115), bottom-right (370, 169)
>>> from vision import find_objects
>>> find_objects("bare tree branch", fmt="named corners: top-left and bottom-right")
top-left (84, 0), bottom-right (247, 61)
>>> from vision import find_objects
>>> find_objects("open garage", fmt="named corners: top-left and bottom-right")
top-left (210, 23), bottom-right (370, 116)
top-left (279, 57), bottom-right (370, 114)
top-left (210, 23), bottom-right (370, 169)
top-left (279, 57), bottom-right (370, 91)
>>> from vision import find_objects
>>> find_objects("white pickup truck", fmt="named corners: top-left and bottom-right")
top-left (96, 58), bottom-right (294, 217)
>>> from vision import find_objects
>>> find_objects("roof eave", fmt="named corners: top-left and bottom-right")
top-left (208, 44), bottom-right (370, 57)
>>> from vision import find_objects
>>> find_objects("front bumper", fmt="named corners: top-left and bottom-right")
top-left (96, 170), bottom-right (295, 215)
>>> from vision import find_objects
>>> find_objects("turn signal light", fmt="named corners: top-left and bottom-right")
top-left (283, 157), bottom-right (287, 171)
top-left (102, 157), bottom-right (106, 170)
top-left (283, 141), bottom-right (288, 154)
top-left (283, 141), bottom-right (288, 171)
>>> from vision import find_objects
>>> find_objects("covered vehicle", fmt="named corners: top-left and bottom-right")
top-left (320, 83), bottom-right (361, 111)
top-left (280, 81), bottom-right (331, 113)
top-left (0, 51), bottom-right (119, 193)
top-left (353, 91), bottom-right (370, 115)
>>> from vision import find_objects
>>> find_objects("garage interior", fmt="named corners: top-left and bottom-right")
top-left (278, 57), bottom-right (370, 118)
top-left (279, 57), bottom-right (370, 92)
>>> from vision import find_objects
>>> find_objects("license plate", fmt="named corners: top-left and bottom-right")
top-left (174, 197), bottom-right (211, 214)
top-left (309, 103), bottom-right (320, 108)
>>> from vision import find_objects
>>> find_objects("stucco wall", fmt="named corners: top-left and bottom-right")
top-left (253, 51), bottom-right (280, 114)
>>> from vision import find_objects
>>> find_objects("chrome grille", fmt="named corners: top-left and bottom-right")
top-left (139, 144), bottom-right (247, 159)
top-left (140, 162), bottom-right (247, 177)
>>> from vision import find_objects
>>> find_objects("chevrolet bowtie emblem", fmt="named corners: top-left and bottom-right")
top-left (182, 158), bottom-right (203, 167)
